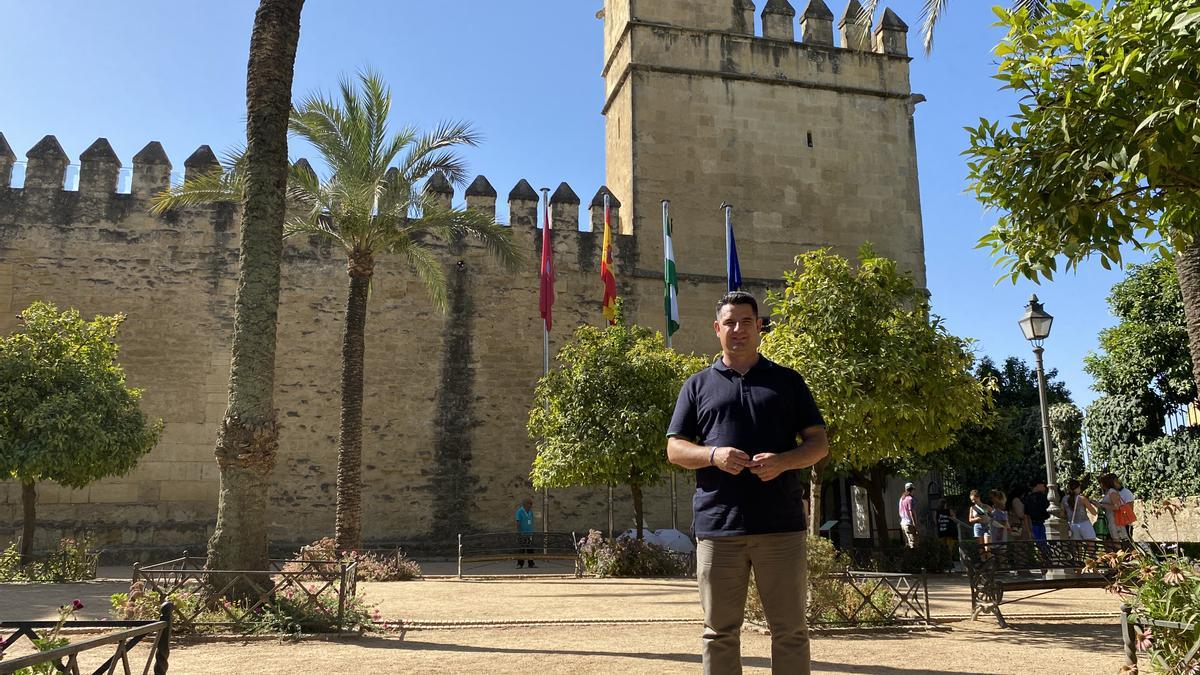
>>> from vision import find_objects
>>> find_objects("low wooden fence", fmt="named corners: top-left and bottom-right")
top-left (1121, 603), bottom-right (1199, 673)
top-left (131, 554), bottom-right (357, 632)
top-left (0, 603), bottom-right (171, 675)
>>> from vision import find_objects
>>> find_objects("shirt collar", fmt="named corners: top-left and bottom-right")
top-left (711, 354), bottom-right (773, 374)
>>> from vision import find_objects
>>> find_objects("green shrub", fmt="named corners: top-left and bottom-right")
top-left (0, 536), bottom-right (98, 582)
top-left (577, 530), bottom-right (688, 577)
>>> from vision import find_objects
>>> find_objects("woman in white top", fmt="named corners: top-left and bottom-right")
top-left (1061, 479), bottom-right (1097, 541)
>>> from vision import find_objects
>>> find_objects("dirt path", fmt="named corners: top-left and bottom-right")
top-left (2, 568), bottom-right (1127, 673)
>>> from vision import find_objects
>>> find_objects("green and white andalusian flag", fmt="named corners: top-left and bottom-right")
top-left (663, 201), bottom-right (679, 338)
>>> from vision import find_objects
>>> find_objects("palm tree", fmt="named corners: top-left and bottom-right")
top-left (201, 0), bottom-right (304, 575)
top-left (153, 70), bottom-right (521, 552)
top-left (856, 0), bottom-right (1047, 53)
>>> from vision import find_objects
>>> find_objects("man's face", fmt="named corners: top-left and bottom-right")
top-left (714, 303), bottom-right (761, 356)
top-left (1033, 484), bottom-right (1046, 494)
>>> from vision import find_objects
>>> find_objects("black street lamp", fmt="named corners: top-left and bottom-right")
top-left (1019, 294), bottom-right (1068, 543)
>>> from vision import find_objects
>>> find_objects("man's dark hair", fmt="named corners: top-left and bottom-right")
top-left (1032, 479), bottom-right (1047, 488)
top-left (715, 291), bottom-right (759, 320)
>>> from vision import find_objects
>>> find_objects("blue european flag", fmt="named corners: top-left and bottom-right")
top-left (726, 213), bottom-right (742, 292)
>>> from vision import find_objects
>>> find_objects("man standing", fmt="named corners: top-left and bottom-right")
top-left (667, 291), bottom-right (829, 675)
top-left (899, 483), bottom-right (917, 548)
top-left (1025, 481), bottom-right (1050, 542)
top-left (516, 498), bottom-right (535, 569)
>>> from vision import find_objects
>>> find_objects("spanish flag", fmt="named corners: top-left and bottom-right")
top-left (600, 192), bottom-right (617, 324)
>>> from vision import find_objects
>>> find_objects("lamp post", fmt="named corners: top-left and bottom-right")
top-left (1019, 294), bottom-right (1068, 543)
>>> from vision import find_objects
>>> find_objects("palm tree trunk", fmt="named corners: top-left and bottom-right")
top-left (1175, 243), bottom-right (1200, 397)
top-left (19, 480), bottom-right (35, 564)
top-left (335, 254), bottom-right (373, 552)
top-left (206, 0), bottom-right (304, 577)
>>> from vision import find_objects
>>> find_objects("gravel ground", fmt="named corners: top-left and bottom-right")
top-left (1, 565), bottom-right (1127, 673)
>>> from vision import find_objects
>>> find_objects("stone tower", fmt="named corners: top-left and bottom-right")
top-left (602, 0), bottom-right (926, 351)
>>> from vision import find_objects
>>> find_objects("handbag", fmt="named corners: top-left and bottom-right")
top-left (1115, 500), bottom-right (1137, 527)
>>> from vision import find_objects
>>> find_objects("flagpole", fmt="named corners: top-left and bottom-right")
top-left (721, 202), bottom-right (733, 291)
top-left (541, 186), bottom-right (551, 535)
top-left (663, 199), bottom-right (678, 532)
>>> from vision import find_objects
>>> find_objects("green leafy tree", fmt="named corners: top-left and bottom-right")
top-left (965, 0), bottom-right (1200, 395)
top-left (528, 305), bottom-right (707, 539)
top-left (1049, 401), bottom-right (1084, 483)
top-left (1085, 257), bottom-right (1195, 408)
top-left (154, 71), bottom-right (521, 551)
top-left (759, 246), bottom-right (989, 542)
top-left (945, 356), bottom-right (1074, 497)
top-left (1084, 257), bottom-right (1200, 497)
top-left (0, 302), bottom-right (161, 562)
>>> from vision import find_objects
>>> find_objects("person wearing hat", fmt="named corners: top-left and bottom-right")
top-left (899, 482), bottom-right (918, 548)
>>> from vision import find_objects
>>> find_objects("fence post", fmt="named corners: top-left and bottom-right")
top-left (922, 569), bottom-right (931, 625)
top-left (1121, 603), bottom-right (1138, 671)
top-left (154, 601), bottom-right (172, 675)
top-left (457, 534), bottom-right (463, 579)
top-left (338, 562), bottom-right (348, 631)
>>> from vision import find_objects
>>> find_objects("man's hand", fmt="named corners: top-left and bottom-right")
top-left (713, 446), bottom-right (752, 475)
top-left (749, 452), bottom-right (791, 482)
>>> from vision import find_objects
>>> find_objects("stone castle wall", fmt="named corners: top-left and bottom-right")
top-left (0, 0), bottom-right (928, 558)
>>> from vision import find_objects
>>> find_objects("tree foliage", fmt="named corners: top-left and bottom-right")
top-left (944, 356), bottom-right (1075, 496)
top-left (965, 0), bottom-right (1200, 281)
top-left (1084, 258), bottom-right (1200, 498)
top-left (0, 302), bottom-right (161, 557)
top-left (759, 246), bottom-right (989, 473)
top-left (528, 305), bottom-right (707, 537)
top-left (1085, 257), bottom-right (1195, 406)
top-left (1049, 401), bottom-right (1085, 483)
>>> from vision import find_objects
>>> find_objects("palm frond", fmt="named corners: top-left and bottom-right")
top-left (1011, 0), bottom-right (1048, 18)
top-left (392, 237), bottom-right (448, 313)
top-left (919, 0), bottom-right (950, 54)
top-left (149, 169), bottom-right (243, 214)
top-left (858, 0), bottom-right (878, 27)
top-left (401, 120), bottom-right (481, 186)
top-left (283, 213), bottom-right (349, 250)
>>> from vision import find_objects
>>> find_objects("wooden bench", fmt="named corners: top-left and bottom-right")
top-left (457, 531), bottom-right (581, 578)
top-left (959, 539), bottom-right (1123, 627)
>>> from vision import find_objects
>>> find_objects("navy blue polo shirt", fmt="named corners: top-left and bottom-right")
top-left (667, 355), bottom-right (825, 538)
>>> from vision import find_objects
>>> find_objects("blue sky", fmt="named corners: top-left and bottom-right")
top-left (0, 1), bottom-right (1147, 407)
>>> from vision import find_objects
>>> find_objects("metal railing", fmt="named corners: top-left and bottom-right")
top-left (809, 570), bottom-right (931, 626)
top-left (1121, 603), bottom-right (1200, 673)
top-left (0, 603), bottom-right (172, 675)
top-left (457, 531), bottom-right (581, 577)
top-left (130, 554), bottom-right (357, 633)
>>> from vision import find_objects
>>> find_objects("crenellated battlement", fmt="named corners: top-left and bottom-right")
top-left (602, 0), bottom-right (911, 113)
top-left (0, 133), bottom-right (636, 277)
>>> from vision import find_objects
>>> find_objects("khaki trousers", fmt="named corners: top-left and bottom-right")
top-left (697, 532), bottom-right (809, 675)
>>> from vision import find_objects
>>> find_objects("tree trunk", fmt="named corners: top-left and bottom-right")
top-left (809, 456), bottom-right (830, 539)
top-left (206, 0), bottom-right (304, 576)
top-left (1174, 243), bottom-right (1200, 398)
top-left (854, 466), bottom-right (892, 545)
top-left (19, 480), bottom-right (35, 564)
top-left (631, 484), bottom-right (644, 540)
top-left (335, 256), bottom-right (373, 552)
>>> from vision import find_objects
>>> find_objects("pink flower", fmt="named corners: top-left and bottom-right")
top-left (71, 599), bottom-right (84, 611)
top-left (1135, 627), bottom-right (1152, 652)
